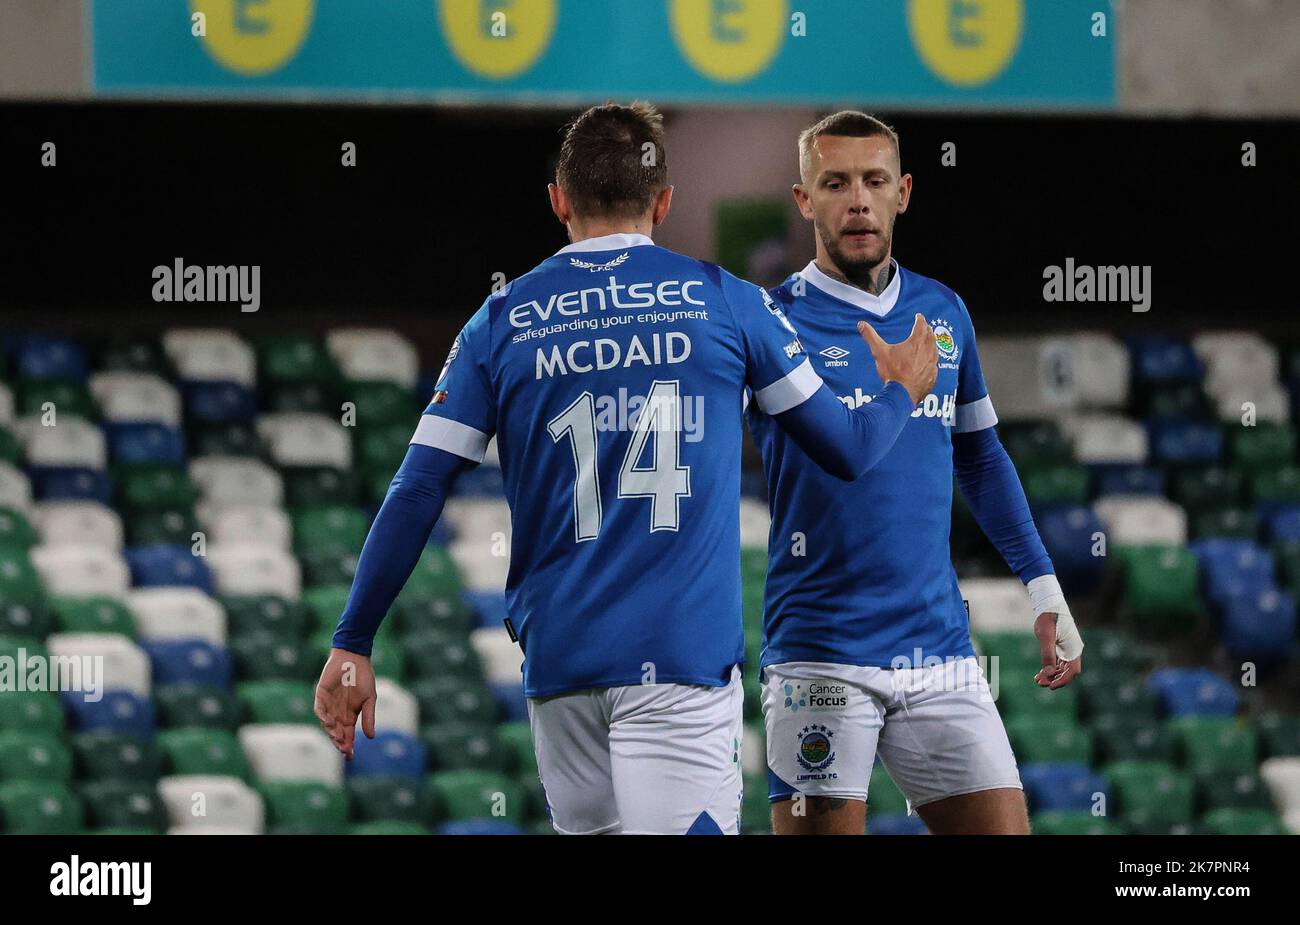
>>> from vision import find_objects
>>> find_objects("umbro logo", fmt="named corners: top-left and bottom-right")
top-left (819, 345), bottom-right (850, 367)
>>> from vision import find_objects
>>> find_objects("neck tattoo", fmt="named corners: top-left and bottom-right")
top-left (822, 260), bottom-right (892, 296)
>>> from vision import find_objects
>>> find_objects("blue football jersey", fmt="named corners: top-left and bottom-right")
top-left (746, 260), bottom-right (998, 669)
top-left (416, 233), bottom-right (821, 697)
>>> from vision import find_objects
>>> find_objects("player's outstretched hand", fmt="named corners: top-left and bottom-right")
top-left (1032, 611), bottom-right (1083, 690)
top-left (314, 647), bottom-right (377, 759)
top-left (857, 313), bottom-right (939, 405)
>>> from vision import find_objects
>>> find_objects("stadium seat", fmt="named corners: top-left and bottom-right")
top-left (208, 505), bottom-right (292, 551)
top-left (31, 544), bottom-right (129, 597)
top-left (71, 731), bottom-right (162, 782)
top-left (258, 780), bottom-right (348, 834)
top-left (1137, 380), bottom-right (1210, 422)
top-left (1252, 465), bottom-right (1300, 511)
top-left (326, 329), bottom-right (420, 389)
top-left (205, 544), bottom-right (301, 600)
top-left (0, 780), bottom-right (84, 834)
top-left (1127, 336), bottom-right (1202, 385)
top-left (230, 633), bottom-right (314, 682)
top-left (1036, 505), bottom-right (1106, 594)
top-left (97, 337), bottom-right (171, 377)
top-left (190, 456), bottom-right (284, 509)
top-left (143, 639), bottom-right (232, 689)
top-left (469, 626), bottom-right (524, 686)
top-left (222, 595), bottom-right (307, 640)
top-left (0, 729), bottom-right (74, 783)
top-left (45, 631), bottom-right (151, 697)
top-left (181, 380), bottom-right (257, 423)
top-left (63, 691), bottom-right (156, 737)
top-left (1146, 668), bottom-right (1239, 718)
top-left (1169, 716), bottom-right (1259, 776)
top-left (1259, 757), bottom-right (1300, 815)
top-left (116, 465), bottom-right (197, 512)
top-left (20, 417), bottom-right (106, 469)
top-left (346, 776), bottom-right (437, 826)
top-left (1094, 498), bottom-right (1187, 546)
top-left (421, 723), bottom-right (511, 774)
top-left (1105, 760), bottom-right (1195, 834)
top-left (0, 690), bottom-right (66, 734)
top-left (347, 730), bottom-right (427, 778)
top-left (157, 729), bottom-right (249, 779)
top-left (1196, 769), bottom-right (1274, 813)
top-left (237, 681), bottom-right (315, 726)
top-left (258, 413), bottom-right (352, 469)
top-left (1193, 331), bottom-right (1279, 393)
top-left (404, 630), bottom-right (482, 681)
top-left (1190, 506), bottom-right (1258, 541)
top-left (189, 421), bottom-right (263, 458)
top-left (1146, 420), bottom-right (1223, 465)
top-left (126, 588), bottom-right (226, 645)
top-left (107, 422), bottom-right (185, 467)
top-left (1004, 716), bottom-right (1092, 765)
top-left (346, 381), bottom-right (420, 428)
top-left (1063, 414), bottom-right (1147, 465)
top-left (280, 466), bottom-right (361, 508)
top-left (162, 329), bottom-right (257, 387)
top-left (1091, 464), bottom-right (1163, 498)
top-left (1031, 811), bottom-right (1122, 835)
top-left (1216, 383), bottom-right (1290, 426)
top-left (1257, 712), bottom-right (1300, 758)
top-left (78, 779), bottom-right (166, 832)
top-left (1018, 763), bottom-right (1104, 813)
top-left (1090, 714), bottom-right (1176, 765)
top-left (958, 578), bottom-right (1034, 634)
top-left (238, 725), bottom-right (343, 785)
top-left (1113, 544), bottom-right (1202, 635)
top-left (154, 683), bottom-right (240, 730)
top-left (426, 769), bottom-right (524, 824)
top-left (158, 775), bottom-right (264, 833)
top-left (124, 545), bottom-right (213, 593)
top-left (32, 500), bottom-right (123, 550)
top-left (1218, 588), bottom-right (1296, 663)
top-left (291, 504), bottom-right (369, 554)
top-left (0, 462), bottom-right (33, 514)
top-left (90, 371), bottom-right (183, 426)
top-left (1199, 808), bottom-right (1287, 835)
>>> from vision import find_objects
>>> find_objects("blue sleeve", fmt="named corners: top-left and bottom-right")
top-left (952, 427), bottom-right (1053, 583)
top-left (774, 381), bottom-right (915, 481)
top-left (721, 272), bottom-right (823, 411)
top-left (331, 444), bottom-right (469, 655)
top-left (953, 296), bottom-right (999, 434)
top-left (411, 302), bottom-right (497, 463)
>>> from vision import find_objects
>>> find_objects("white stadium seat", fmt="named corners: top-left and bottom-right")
top-left (471, 626), bottom-right (524, 686)
top-left (977, 336), bottom-right (1076, 421)
top-left (740, 498), bottom-right (770, 549)
top-left (372, 678), bottom-right (420, 735)
top-left (17, 416), bottom-right (106, 469)
top-left (326, 328), bottom-right (420, 389)
top-left (1193, 331), bottom-right (1279, 392)
top-left (126, 588), bottom-right (227, 645)
top-left (32, 501), bottom-right (124, 550)
top-left (1214, 382), bottom-right (1290, 425)
top-left (205, 543), bottom-right (301, 600)
top-left (0, 383), bottom-right (14, 427)
top-left (450, 539), bottom-right (508, 592)
top-left (1061, 414), bottom-right (1148, 465)
top-left (162, 329), bottom-right (257, 387)
top-left (1060, 332), bottom-right (1130, 409)
top-left (442, 498), bottom-right (510, 541)
top-left (959, 578), bottom-right (1035, 634)
top-left (256, 413), bottom-right (352, 469)
top-left (159, 775), bottom-right (265, 834)
top-left (205, 504), bottom-right (292, 551)
top-left (1260, 757), bottom-right (1300, 816)
top-left (30, 544), bottom-right (130, 597)
top-left (238, 725), bottom-right (344, 786)
top-left (89, 371), bottom-right (183, 426)
top-left (0, 462), bottom-right (33, 514)
top-left (190, 457), bottom-right (284, 509)
top-left (1093, 497), bottom-right (1188, 546)
top-left (45, 632), bottom-right (151, 698)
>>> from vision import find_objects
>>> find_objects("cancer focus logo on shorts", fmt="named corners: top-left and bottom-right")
top-left (795, 724), bottom-right (836, 776)
top-left (782, 682), bottom-right (806, 712)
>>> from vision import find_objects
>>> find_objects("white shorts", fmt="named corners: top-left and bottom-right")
top-left (527, 666), bottom-right (743, 835)
top-left (761, 658), bottom-right (1021, 810)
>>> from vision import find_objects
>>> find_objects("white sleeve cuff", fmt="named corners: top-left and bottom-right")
top-left (410, 415), bottom-right (489, 463)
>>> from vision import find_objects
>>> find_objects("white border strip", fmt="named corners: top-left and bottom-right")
top-left (954, 395), bottom-right (998, 433)
top-left (754, 359), bottom-right (822, 415)
top-left (410, 415), bottom-right (489, 463)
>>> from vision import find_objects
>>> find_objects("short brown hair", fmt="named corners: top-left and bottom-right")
top-left (556, 102), bottom-right (668, 219)
top-left (798, 111), bottom-right (900, 181)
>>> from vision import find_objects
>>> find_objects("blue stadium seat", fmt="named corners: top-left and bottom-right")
top-left (1147, 420), bottom-right (1222, 465)
top-left (141, 640), bottom-right (233, 688)
top-left (1267, 506), bottom-right (1300, 544)
top-left (1019, 762), bottom-right (1106, 813)
top-left (1190, 539), bottom-right (1275, 607)
top-left (1126, 336), bottom-right (1202, 383)
top-left (125, 545), bottom-right (214, 592)
top-left (1037, 505), bottom-right (1107, 595)
top-left (181, 381), bottom-right (257, 423)
top-left (29, 466), bottom-right (112, 504)
top-left (435, 819), bottom-right (524, 836)
top-left (6, 334), bottom-right (88, 381)
top-left (490, 682), bottom-right (528, 724)
top-left (1218, 588), bottom-right (1297, 663)
top-left (107, 423), bottom-right (186, 466)
top-left (867, 814), bottom-right (927, 835)
top-left (1091, 465), bottom-right (1164, 498)
top-left (63, 691), bottom-right (156, 736)
top-left (347, 730), bottom-right (427, 778)
top-left (1146, 668), bottom-right (1238, 717)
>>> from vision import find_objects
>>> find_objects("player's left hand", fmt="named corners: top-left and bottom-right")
top-left (1033, 611), bottom-right (1083, 689)
top-left (314, 647), bottom-right (377, 759)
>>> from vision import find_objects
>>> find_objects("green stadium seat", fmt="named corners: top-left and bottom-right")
top-left (0, 730), bottom-right (73, 783)
top-left (237, 680), bottom-right (316, 725)
top-left (1105, 761), bottom-right (1195, 834)
top-left (995, 675), bottom-right (1078, 721)
top-left (309, 630), bottom-right (403, 681)
top-left (1257, 712), bottom-right (1300, 758)
top-left (126, 507), bottom-right (198, 546)
top-left (51, 596), bottom-right (136, 637)
top-left (0, 780), bottom-right (84, 834)
top-left (420, 723), bottom-right (512, 774)
top-left (232, 633), bottom-right (317, 682)
top-left (409, 676), bottom-right (497, 726)
top-left (868, 764), bottom-right (910, 816)
top-left (18, 379), bottom-right (98, 420)
top-left (157, 728), bottom-right (250, 779)
top-left (0, 428), bottom-right (22, 467)
top-left (1004, 716), bottom-right (1092, 765)
top-left (189, 421), bottom-right (263, 457)
top-left (517, 771), bottom-right (548, 823)
top-left (1190, 506), bottom-right (1258, 541)
top-left (1019, 463), bottom-right (1089, 507)
top-left (1091, 715), bottom-right (1177, 765)
top-left (426, 770), bottom-right (525, 824)
top-left (259, 781), bottom-right (349, 834)
top-left (1031, 811), bottom-right (1123, 835)
top-left (347, 776), bottom-right (438, 826)
top-left (0, 551), bottom-right (45, 605)
top-left (0, 691), bottom-right (65, 734)
top-left (1199, 808), bottom-right (1287, 835)
top-left (99, 338), bottom-right (170, 376)
top-left (742, 669), bottom-right (762, 721)
top-left (1168, 465), bottom-right (1245, 514)
top-left (299, 547), bottom-right (360, 588)
top-left (348, 821), bottom-right (428, 835)
top-left (265, 381), bottom-right (335, 415)
top-left (115, 465), bottom-right (197, 512)
top-left (1140, 382), bottom-right (1208, 421)
top-left (0, 598), bottom-right (53, 639)
top-left (1231, 422), bottom-right (1296, 471)
top-left (258, 335), bottom-right (338, 383)
top-left (1195, 770), bottom-right (1274, 812)
top-left (1252, 465), bottom-right (1300, 506)
top-left (1077, 673), bottom-right (1160, 722)
top-left (1000, 420), bottom-right (1073, 466)
top-left (740, 774), bottom-right (772, 834)
top-left (391, 593), bottom-right (472, 636)
top-left (346, 381), bottom-right (420, 428)
top-left (1079, 627), bottom-right (1155, 673)
top-left (398, 547), bottom-right (463, 601)
top-left (1114, 544), bottom-right (1202, 636)
top-left (78, 780), bottom-right (166, 832)
top-left (0, 506), bottom-right (37, 551)
top-left (71, 732), bottom-right (162, 782)
top-left (740, 547), bottom-right (767, 584)
top-left (402, 630), bottom-right (480, 681)
top-left (292, 505), bottom-right (369, 554)
top-left (496, 722), bottom-right (537, 776)
top-left (154, 684), bottom-right (241, 730)
top-left (1169, 716), bottom-right (1258, 776)
top-left (282, 466), bottom-right (361, 508)
top-left (303, 585), bottom-right (353, 634)
top-left (356, 423), bottom-right (412, 481)
top-left (973, 630), bottom-right (1043, 677)
top-left (222, 595), bottom-right (308, 641)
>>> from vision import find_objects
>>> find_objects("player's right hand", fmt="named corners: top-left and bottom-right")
top-left (858, 313), bottom-right (939, 406)
top-left (314, 647), bottom-right (377, 760)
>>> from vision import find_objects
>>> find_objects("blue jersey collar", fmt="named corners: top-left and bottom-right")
top-left (556, 232), bottom-right (655, 255)
top-left (797, 259), bottom-right (902, 318)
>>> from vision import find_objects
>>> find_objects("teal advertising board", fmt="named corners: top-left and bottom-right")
top-left (90, 0), bottom-right (1115, 108)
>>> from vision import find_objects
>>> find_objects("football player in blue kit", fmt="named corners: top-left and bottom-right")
top-left (749, 112), bottom-right (1085, 835)
top-left (315, 103), bottom-right (939, 834)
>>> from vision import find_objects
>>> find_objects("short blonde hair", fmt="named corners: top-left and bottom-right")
top-left (798, 111), bottom-right (900, 182)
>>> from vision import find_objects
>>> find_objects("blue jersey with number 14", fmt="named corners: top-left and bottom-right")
top-left (417, 233), bottom-right (821, 697)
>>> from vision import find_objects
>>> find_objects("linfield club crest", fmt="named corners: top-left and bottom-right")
top-left (796, 724), bottom-right (836, 772)
top-left (930, 319), bottom-right (958, 360)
